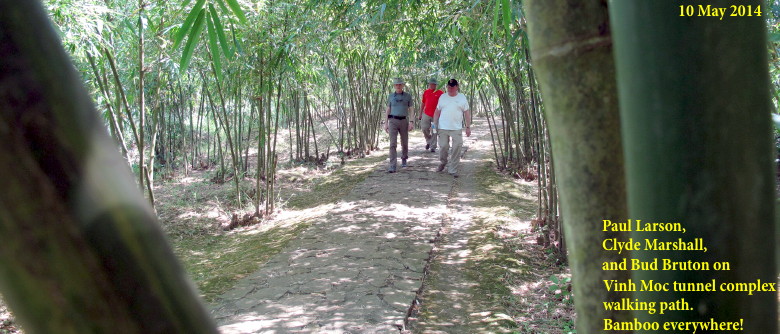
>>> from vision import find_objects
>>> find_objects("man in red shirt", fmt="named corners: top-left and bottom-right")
top-left (418, 78), bottom-right (444, 153)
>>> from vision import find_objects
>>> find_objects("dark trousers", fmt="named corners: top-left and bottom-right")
top-left (388, 118), bottom-right (408, 168)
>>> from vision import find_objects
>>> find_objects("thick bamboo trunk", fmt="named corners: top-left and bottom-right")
top-left (0, 1), bottom-right (217, 332)
top-left (611, 1), bottom-right (776, 331)
top-left (525, 1), bottom-right (630, 331)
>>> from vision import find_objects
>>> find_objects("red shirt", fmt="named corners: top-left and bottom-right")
top-left (421, 89), bottom-right (444, 117)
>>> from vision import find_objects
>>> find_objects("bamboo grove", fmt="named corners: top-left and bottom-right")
top-left (5, 0), bottom-right (780, 332)
top-left (50, 0), bottom-right (600, 258)
top-left (42, 0), bottom-right (780, 256)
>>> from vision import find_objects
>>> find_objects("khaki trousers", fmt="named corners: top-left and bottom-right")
top-left (420, 114), bottom-right (437, 150)
top-left (437, 129), bottom-right (463, 174)
top-left (388, 118), bottom-right (409, 168)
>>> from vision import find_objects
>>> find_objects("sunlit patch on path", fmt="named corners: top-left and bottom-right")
top-left (211, 134), bottom-right (456, 333)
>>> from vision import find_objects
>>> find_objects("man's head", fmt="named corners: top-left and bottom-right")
top-left (427, 78), bottom-right (438, 90)
top-left (393, 77), bottom-right (405, 93)
top-left (446, 78), bottom-right (459, 96)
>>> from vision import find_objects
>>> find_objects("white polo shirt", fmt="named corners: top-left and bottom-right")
top-left (436, 93), bottom-right (469, 130)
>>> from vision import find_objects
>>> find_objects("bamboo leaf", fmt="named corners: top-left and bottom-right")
top-left (173, 0), bottom-right (206, 49)
top-left (502, 0), bottom-right (511, 36)
top-left (179, 8), bottom-right (206, 74)
top-left (379, 4), bottom-right (386, 21)
top-left (209, 4), bottom-right (233, 59)
top-left (207, 11), bottom-right (222, 81)
top-left (230, 22), bottom-right (243, 55)
top-left (492, 0), bottom-right (500, 36)
top-left (223, 0), bottom-right (247, 24)
top-left (217, 0), bottom-right (230, 14)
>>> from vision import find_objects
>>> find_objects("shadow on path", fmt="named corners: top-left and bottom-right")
top-left (211, 130), bottom-right (479, 333)
top-left (409, 129), bottom-right (519, 333)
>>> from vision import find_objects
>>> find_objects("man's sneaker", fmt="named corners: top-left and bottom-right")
top-left (401, 159), bottom-right (408, 167)
top-left (425, 144), bottom-right (430, 150)
top-left (430, 148), bottom-right (436, 153)
top-left (437, 163), bottom-right (445, 172)
top-left (388, 165), bottom-right (397, 173)
top-left (450, 173), bottom-right (459, 178)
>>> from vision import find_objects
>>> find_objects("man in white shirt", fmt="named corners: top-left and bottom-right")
top-left (433, 78), bottom-right (471, 178)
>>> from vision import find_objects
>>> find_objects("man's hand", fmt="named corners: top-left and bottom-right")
top-left (465, 127), bottom-right (471, 137)
top-left (384, 122), bottom-right (389, 133)
top-left (407, 121), bottom-right (414, 131)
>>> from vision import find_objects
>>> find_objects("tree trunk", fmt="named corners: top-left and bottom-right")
top-left (0, 1), bottom-right (217, 332)
top-left (105, 47), bottom-right (140, 155)
top-left (212, 67), bottom-right (242, 206)
top-left (85, 51), bottom-right (130, 164)
top-left (611, 1), bottom-right (776, 331)
top-left (525, 1), bottom-right (630, 331)
top-left (137, 0), bottom-right (146, 196)
top-left (146, 105), bottom-right (160, 210)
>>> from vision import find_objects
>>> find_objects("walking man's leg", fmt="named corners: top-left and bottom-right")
top-left (421, 114), bottom-right (432, 150)
top-left (448, 130), bottom-right (463, 176)
top-left (423, 115), bottom-right (438, 152)
top-left (388, 118), bottom-right (399, 172)
top-left (437, 129), bottom-right (450, 172)
top-left (400, 119), bottom-right (409, 167)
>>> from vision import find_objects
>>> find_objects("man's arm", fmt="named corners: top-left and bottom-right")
top-left (407, 105), bottom-right (414, 131)
top-left (419, 94), bottom-right (426, 120)
top-left (384, 105), bottom-right (390, 133)
top-left (464, 108), bottom-right (471, 137)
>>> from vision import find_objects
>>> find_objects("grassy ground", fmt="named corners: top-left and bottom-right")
top-left (0, 151), bottom-right (575, 333)
top-left (157, 153), bottom-right (386, 302)
top-left (284, 154), bottom-right (385, 210)
top-left (469, 162), bottom-right (575, 333)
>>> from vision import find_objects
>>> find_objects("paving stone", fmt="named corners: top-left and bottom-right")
top-left (209, 133), bottom-right (470, 333)
top-left (379, 289), bottom-right (415, 312)
top-left (297, 278), bottom-right (335, 294)
top-left (220, 285), bottom-right (256, 301)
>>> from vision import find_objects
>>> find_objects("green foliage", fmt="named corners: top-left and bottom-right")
top-left (206, 8), bottom-right (221, 79)
top-left (180, 7), bottom-right (206, 73)
top-left (209, 4), bottom-right (232, 58)
top-left (224, 0), bottom-right (247, 23)
top-left (174, 0), bottom-right (245, 75)
top-left (548, 275), bottom-right (573, 304)
top-left (173, 0), bottom-right (206, 49)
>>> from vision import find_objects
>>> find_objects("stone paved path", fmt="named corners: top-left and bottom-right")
top-left (409, 134), bottom-right (515, 333)
top-left (210, 130), bottom-right (484, 333)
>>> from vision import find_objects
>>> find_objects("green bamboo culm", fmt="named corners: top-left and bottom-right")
top-left (610, 0), bottom-right (776, 331)
top-left (524, 1), bottom-right (631, 332)
top-left (0, 1), bottom-right (217, 333)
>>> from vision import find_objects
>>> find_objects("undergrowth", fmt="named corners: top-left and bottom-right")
top-left (159, 153), bottom-right (385, 302)
top-left (471, 162), bottom-right (575, 333)
top-left (172, 222), bottom-right (311, 302)
top-left (285, 154), bottom-right (385, 209)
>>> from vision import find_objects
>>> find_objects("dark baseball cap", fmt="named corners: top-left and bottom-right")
top-left (447, 78), bottom-right (459, 86)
